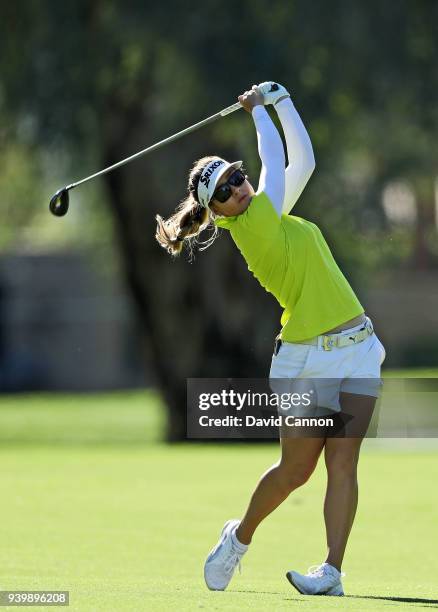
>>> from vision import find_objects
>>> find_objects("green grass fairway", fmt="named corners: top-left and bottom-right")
top-left (1, 386), bottom-right (437, 611)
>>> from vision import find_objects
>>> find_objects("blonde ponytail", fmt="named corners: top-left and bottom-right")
top-left (155, 196), bottom-right (212, 257)
top-left (155, 156), bottom-right (220, 258)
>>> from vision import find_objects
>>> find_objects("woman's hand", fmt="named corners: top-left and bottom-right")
top-left (238, 85), bottom-right (264, 113)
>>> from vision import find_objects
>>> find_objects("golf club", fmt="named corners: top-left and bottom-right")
top-left (49, 101), bottom-right (243, 217)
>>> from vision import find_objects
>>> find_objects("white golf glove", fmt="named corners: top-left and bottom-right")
top-left (257, 81), bottom-right (290, 105)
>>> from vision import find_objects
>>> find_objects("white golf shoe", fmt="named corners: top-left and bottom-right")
top-left (286, 562), bottom-right (345, 596)
top-left (204, 519), bottom-right (248, 591)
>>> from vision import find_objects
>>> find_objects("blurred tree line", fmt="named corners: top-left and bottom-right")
top-left (1, 0), bottom-right (437, 438)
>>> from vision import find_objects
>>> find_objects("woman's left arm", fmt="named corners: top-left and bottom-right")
top-left (274, 97), bottom-right (316, 215)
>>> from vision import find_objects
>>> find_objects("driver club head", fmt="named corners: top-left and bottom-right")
top-left (49, 188), bottom-right (70, 217)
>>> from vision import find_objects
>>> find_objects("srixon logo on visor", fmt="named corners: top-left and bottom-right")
top-left (200, 160), bottom-right (224, 189)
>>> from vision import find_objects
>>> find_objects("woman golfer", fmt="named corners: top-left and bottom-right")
top-left (156, 82), bottom-right (386, 596)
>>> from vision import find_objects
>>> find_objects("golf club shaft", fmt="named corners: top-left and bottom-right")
top-left (66, 101), bottom-right (242, 191)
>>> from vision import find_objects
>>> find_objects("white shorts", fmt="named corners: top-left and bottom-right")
top-left (269, 316), bottom-right (386, 413)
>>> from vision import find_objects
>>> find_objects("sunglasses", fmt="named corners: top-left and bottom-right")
top-left (213, 169), bottom-right (246, 203)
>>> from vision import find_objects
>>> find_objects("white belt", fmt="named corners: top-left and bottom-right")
top-left (289, 318), bottom-right (374, 351)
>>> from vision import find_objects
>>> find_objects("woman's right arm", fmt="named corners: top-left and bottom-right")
top-left (239, 88), bottom-right (285, 218)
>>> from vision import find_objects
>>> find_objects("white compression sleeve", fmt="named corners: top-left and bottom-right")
top-left (251, 105), bottom-right (285, 218)
top-left (274, 97), bottom-right (315, 214)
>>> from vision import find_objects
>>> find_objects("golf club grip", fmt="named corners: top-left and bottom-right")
top-left (69, 102), bottom-right (243, 189)
top-left (220, 102), bottom-right (243, 116)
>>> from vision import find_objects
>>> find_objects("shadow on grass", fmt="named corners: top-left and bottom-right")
top-left (347, 595), bottom-right (438, 606)
top-left (235, 591), bottom-right (438, 607)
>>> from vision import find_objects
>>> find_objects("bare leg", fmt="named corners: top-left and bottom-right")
top-left (323, 392), bottom-right (376, 571)
top-left (236, 436), bottom-right (325, 545)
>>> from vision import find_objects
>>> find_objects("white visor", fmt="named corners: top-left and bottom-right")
top-left (197, 158), bottom-right (243, 208)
